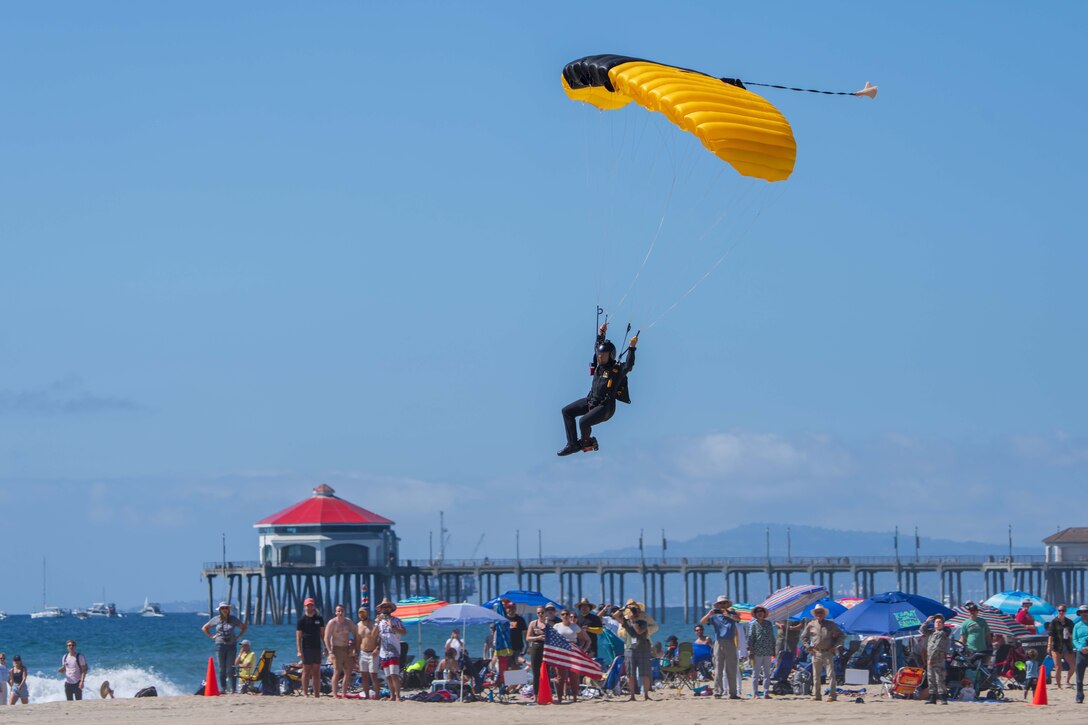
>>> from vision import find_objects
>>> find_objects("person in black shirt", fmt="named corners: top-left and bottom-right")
top-left (1049, 605), bottom-right (1075, 688)
top-left (503, 600), bottom-right (528, 657)
top-left (575, 598), bottom-right (603, 658)
top-left (295, 598), bottom-right (325, 697)
top-left (558, 322), bottom-right (637, 456)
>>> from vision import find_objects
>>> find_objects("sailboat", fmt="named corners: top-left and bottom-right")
top-left (140, 597), bottom-right (166, 617)
top-left (30, 558), bottom-right (68, 619)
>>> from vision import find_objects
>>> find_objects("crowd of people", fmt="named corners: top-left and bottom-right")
top-left (0, 639), bottom-right (92, 706)
top-left (187, 593), bottom-right (1088, 705)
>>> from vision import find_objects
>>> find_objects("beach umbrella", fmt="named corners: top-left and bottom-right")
top-left (732, 602), bottom-right (755, 622)
top-left (757, 584), bottom-right (829, 622)
top-left (482, 590), bottom-right (561, 616)
top-left (835, 591), bottom-right (956, 636)
top-left (394, 596), bottom-right (449, 654)
top-left (836, 597), bottom-right (865, 609)
top-left (984, 591), bottom-right (1055, 633)
top-left (948, 604), bottom-right (1035, 640)
top-left (395, 596), bottom-right (449, 624)
top-left (789, 597), bottom-right (847, 621)
top-left (423, 602), bottom-right (508, 701)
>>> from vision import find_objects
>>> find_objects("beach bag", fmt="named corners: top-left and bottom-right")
top-left (135, 686), bottom-right (158, 698)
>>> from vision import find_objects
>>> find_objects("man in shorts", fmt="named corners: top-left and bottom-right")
top-left (376, 598), bottom-right (407, 701)
top-left (356, 607), bottom-right (380, 698)
top-left (295, 598), bottom-right (325, 697)
top-left (324, 604), bottom-right (356, 698)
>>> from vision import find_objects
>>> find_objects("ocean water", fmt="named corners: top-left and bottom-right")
top-left (0, 607), bottom-right (705, 702)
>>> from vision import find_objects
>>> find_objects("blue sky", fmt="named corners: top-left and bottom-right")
top-left (1, 1), bottom-right (1085, 612)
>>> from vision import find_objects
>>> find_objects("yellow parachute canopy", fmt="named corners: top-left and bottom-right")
top-left (562, 55), bottom-right (796, 182)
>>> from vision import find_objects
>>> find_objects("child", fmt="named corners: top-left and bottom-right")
top-left (1023, 648), bottom-right (1041, 698)
top-left (958, 677), bottom-right (976, 701)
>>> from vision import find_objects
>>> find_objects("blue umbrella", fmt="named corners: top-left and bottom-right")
top-left (983, 590), bottom-right (1055, 633)
top-left (789, 597), bottom-right (847, 621)
top-left (835, 591), bottom-right (955, 636)
top-left (423, 602), bottom-right (509, 626)
top-left (482, 590), bottom-right (561, 616)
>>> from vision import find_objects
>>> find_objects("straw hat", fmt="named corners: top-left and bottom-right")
top-left (812, 604), bottom-right (829, 615)
top-left (377, 597), bottom-right (397, 613)
top-left (99, 680), bottom-right (114, 699)
top-left (714, 596), bottom-right (732, 607)
top-left (576, 597), bottom-right (595, 610)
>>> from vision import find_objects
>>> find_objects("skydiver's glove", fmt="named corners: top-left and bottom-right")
top-left (599, 322), bottom-right (608, 336)
top-left (629, 335), bottom-right (638, 347)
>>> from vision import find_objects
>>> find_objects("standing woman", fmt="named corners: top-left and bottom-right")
top-left (554, 610), bottom-right (590, 702)
top-left (1048, 605), bottom-right (1075, 688)
top-left (9, 655), bottom-right (28, 705)
top-left (747, 606), bottom-right (776, 698)
top-left (526, 606), bottom-right (549, 694)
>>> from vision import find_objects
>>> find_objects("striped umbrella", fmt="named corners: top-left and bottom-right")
top-left (984, 590), bottom-right (1055, 634)
top-left (394, 596), bottom-right (449, 624)
top-left (757, 584), bottom-right (829, 623)
top-left (948, 604), bottom-right (1035, 640)
top-left (732, 602), bottom-right (755, 622)
top-left (837, 597), bottom-right (865, 609)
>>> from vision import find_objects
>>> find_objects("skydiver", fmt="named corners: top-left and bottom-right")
top-left (557, 322), bottom-right (637, 456)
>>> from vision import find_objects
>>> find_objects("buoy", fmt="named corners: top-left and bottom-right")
top-left (536, 661), bottom-right (553, 705)
top-left (204, 656), bottom-right (220, 696)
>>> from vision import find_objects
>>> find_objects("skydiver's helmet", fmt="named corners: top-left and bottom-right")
top-left (596, 339), bottom-right (617, 364)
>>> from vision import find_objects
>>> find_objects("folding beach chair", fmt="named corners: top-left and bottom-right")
top-left (660, 642), bottom-right (697, 691)
top-left (238, 650), bottom-right (277, 694)
top-left (883, 666), bottom-right (925, 699)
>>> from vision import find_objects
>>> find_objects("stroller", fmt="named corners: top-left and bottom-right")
top-left (948, 647), bottom-right (1005, 700)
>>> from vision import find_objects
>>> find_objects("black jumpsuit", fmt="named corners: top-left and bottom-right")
top-left (561, 334), bottom-right (635, 446)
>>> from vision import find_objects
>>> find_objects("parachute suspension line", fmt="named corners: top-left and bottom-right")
top-left (646, 184), bottom-right (789, 330)
top-left (733, 79), bottom-right (879, 99)
top-left (614, 169), bottom-right (677, 312)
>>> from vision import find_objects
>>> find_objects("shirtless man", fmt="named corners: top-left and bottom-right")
top-left (323, 604), bottom-right (356, 698)
top-left (355, 607), bottom-right (379, 698)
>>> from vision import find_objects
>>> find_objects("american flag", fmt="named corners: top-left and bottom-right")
top-left (543, 626), bottom-right (602, 679)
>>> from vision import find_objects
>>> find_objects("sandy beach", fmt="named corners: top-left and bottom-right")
top-left (2, 687), bottom-right (1084, 725)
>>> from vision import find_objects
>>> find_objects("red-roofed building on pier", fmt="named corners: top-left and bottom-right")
top-left (202, 485), bottom-right (407, 624)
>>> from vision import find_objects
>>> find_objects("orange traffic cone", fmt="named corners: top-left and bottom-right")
top-left (536, 662), bottom-right (553, 705)
top-left (204, 656), bottom-right (220, 696)
top-left (1031, 671), bottom-right (1047, 706)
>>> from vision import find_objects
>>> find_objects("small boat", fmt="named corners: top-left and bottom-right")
top-left (72, 608), bottom-right (90, 619)
top-left (87, 602), bottom-right (122, 618)
top-left (30, 606), bottom-right (68, 619)
top-left (140, 597), bottom-right (166, 617)
top-left (0, 611), bottom-right (8, 620)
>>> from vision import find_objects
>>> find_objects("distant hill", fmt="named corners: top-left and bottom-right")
top-left (591, 523), bottom-right (1037, 559)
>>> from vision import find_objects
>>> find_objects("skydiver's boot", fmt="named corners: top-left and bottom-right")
top-left (579, 437), bottom-right (599, 452)
top-left (557, 442), bottom-right (580, 456)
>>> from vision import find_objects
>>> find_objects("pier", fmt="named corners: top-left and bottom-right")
top-left (202, 553), bottom-right (1088, 625)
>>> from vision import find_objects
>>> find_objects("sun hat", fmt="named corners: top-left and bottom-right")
top-left (1077, 604), bottom-right (1088, 615)
top-left (377, 597), bottom-right (397, 613)
top-left (99, 680), bottom-right (114, 699)
top-left (714, 596), bottom-right (733, 607)
top-left (812, 604), bottom-right (829, 615)
top-left (577, 597), bottom-right (595, 609)
top-left (240, 639), bottom-right (250, 646)
top-left (218, 601), bottom-right (231, 609)
top-left (544, 603), bottom-right (557, 610)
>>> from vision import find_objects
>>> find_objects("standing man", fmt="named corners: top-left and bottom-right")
top-left (295, 598), bottom-right (325, 697)
top-left (958, 601), bottom-right (992, 665)
top-left (575, 598), bottom-right (603, 659)
top-left (1049, 604), bottom-right (1075, 688)
top-left (920, 615), bottom-right (951, 704)
top-left (612, 599), bottom-right (653, 701)
top-left (504, 599), bottom-right (528, 659)
top-left (376, 598), bottom-right (407, 702)
top-left (1073, 604), bottom-right (1088, 704)
top-left (323, 604), bottom-right (356, 699)
top-left (356, 607), bottom-right (379, 699)
top-left (801, 603), bottom-right (845, 702)
top-left (201, 602), bottom-right (247, 694)
top-left (701, 596), bottom-right (741, 700)
top-left (58, 640), bottom-right (88, 701)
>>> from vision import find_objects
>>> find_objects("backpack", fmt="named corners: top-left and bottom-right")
top-left (62, 652), bottom-right (88, 674)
